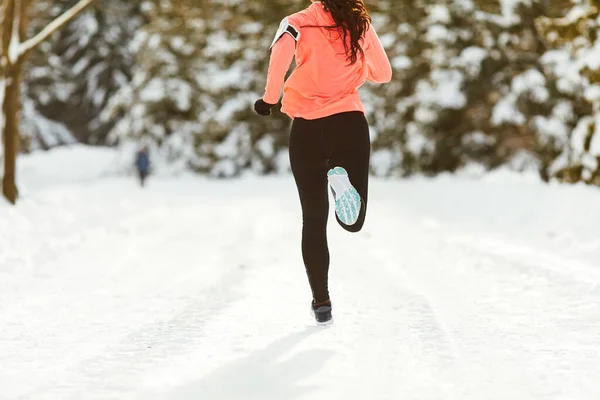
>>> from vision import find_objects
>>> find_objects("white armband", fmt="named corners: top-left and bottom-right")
top-left (270, 17), bottom-right (300, 49)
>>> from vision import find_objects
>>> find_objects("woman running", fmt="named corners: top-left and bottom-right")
top-left (254, 0), bottom-right (392, 325)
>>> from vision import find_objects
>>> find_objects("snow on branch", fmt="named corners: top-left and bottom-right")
top-left (8, 0), bottom-right (22, 64)
top-left (18, 0), bottom-right (97, 58)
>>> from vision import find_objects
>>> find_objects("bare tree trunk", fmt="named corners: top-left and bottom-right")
top-left (1, 0), bottom-right (16, 203)
top-left (2, 63), bottom-right (22, 204)
top-left (0, 0), bottom-right (97, 204)
top-left (1, 0), bottom-right (30, 204)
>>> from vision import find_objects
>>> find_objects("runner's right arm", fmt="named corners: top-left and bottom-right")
top-left (364, 25), bottom-right (392, 84)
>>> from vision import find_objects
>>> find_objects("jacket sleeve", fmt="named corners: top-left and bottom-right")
top-left (364, 25), bottom-right (392, 83)
top-left (263, 34), bottom-right (296, 104)
top-left (263, 16), bottom-right (301, 105)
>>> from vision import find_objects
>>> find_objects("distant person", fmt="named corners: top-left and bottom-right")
top-left (254, 0), bottom-right (392, 324)
top-left (135, 146), bottom-right (150, 187)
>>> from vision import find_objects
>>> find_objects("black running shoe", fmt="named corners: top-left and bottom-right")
top-left (311, 300), bottom-right (333, 325)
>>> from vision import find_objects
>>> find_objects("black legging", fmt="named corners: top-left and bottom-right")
top-left (289, 111), bottom-right (370, 304)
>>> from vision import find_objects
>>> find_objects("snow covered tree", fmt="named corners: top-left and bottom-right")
top-left (106, 0), bottom-right (299, 177)
top-left (100, 0), bottom-right (596, 185)
top-left (103, 0), bottom-right (208, 173)
top-left (23, 0), bottom-right (144, 148)
top-left (363, 0), bottom-right (582, 180)
top-left (0, 0), bottom-right (96, 204)
top-left (477, 0), bottom-right (589, 182)
top-left (187, 0), bottom-right (299, 177)
top-left (364, 0), bottom-right (507, 176)
top-left (536, 1), bottom-right (600, 185)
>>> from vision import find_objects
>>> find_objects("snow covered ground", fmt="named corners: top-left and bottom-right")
top-left (1, 146), bottom-right (600, 400)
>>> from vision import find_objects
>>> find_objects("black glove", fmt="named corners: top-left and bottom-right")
top-left (254, 99), bottom-right (277, 116)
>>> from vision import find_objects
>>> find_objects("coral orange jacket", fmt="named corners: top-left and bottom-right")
top-left (263, 1), bottom-right (392, 120)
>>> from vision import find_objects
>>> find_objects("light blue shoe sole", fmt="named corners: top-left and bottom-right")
top-left (328, 167), bottom-right (361, 226)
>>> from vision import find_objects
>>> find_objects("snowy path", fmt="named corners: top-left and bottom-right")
top-left (1, 151), bottom-right (600, 399)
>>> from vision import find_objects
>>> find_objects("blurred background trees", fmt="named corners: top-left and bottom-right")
top-left (5, 0), bottom-right (600, 186)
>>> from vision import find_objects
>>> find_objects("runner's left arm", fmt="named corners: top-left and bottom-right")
top-left (263, 34), bottom-right (296, 104)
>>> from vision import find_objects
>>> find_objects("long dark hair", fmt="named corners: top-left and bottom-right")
top-left (320, 0), bottom-right (371, 64)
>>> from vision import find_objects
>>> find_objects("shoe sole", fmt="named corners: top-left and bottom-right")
top-left (327, 167), bottom-right (361, 226)
top-left (316, 319), bottom-right (334, 327)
